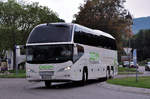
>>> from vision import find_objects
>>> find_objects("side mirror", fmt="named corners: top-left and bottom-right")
top-left (20, 45), bottom-right (26, 55)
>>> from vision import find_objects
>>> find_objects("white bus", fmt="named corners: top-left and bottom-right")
top-left (26, 23), bottom-right (118, 87)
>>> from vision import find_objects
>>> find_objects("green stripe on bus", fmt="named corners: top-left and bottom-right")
top-left (39, 65), bottom-right (54, 70)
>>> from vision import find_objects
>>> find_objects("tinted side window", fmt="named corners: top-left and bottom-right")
top-left (98, 36), bottom-right (106, 48)
top-left (73, 45), bottom-right (84, 62)
top-left (77, 45), bottom-right (84, 57)
top-left (74, 27), bottom-right (99, 47)
top-left (74, 29), bottom-right (86, 44)
top-left (97, 36), bottom-right (116, 50)
top-left (74, 26), bottom-right (117, 50)
top-left (111, 39), bottom-right (117, 50)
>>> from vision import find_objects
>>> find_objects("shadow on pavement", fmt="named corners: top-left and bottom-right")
top-left (31, 78), bottom-right (106, 90)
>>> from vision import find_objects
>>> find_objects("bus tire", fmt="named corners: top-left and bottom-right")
top-left (111, 66), bottom-right (114, 78)
top-left (45, 81), bottom-right (52, 88)
top-left (106, 67), bottom-right (110, 80)
top-left (106, 70), bottom-right (109, 80)
top-left (81, 68), bottom-right (88, 86)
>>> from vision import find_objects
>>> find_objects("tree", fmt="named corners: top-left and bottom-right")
top-left (130, 29), bottom-right (150, 61)
top-left (73, 0), bottom-right (133, 61)
top-left (0, 0), bottom-right (64, 69)
top-left (0, 0), bottom-right (63, 52)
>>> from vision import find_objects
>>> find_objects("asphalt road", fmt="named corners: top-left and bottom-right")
top-left (0, 78), bottom-right (150, 99)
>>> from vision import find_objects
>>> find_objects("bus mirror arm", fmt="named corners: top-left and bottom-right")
top-left (74, 45), bottom-right (78, 55)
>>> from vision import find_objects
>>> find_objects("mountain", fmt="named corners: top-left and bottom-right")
top-left (132, 16), bottom-right (150, 34)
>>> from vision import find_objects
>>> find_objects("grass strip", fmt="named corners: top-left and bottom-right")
top-left (118, 67), bottom-right (143, 75)
top-left (107, 76), bottom-right (150, 89)
top-left (118, 67), bottom-right (137, 72)
top-left (0, 70), bottom-right (26, 78)
top-left (118, 72), bottom-right (143, 75)
top-left (0, 73), bottom-right (26, 78)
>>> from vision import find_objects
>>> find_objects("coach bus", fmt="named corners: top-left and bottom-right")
top-left (26, 23), bottom-right (118, 87)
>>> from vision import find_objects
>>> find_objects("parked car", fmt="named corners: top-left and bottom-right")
top-left (145, 62), bottom-right (150, 71)
top-left (123, 61), bottom-right (129, 67)
top-left (130, 61), bottom-right (138, 68)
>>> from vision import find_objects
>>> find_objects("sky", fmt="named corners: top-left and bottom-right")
top-left (23, 0), bottom-right (150, 22)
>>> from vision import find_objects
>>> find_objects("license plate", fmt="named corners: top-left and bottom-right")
top-left (39, 71), bottom-right (54, 80)
top-left (41, 75), bottom-right (52, 80)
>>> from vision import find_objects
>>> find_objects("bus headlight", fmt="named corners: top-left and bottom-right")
top-left (58, 66), bottom-right (71, 72)
top-left (64, 66), bottom-right (71, 71)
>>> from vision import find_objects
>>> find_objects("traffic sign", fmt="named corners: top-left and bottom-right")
top-left (124, 48), bottom-right (132, 55)
top-left (133, 49), bottom-right (138, 82)
top-left (133, 49), bottom-right (137, 66)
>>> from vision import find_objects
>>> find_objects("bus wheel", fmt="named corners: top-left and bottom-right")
top-left (111, 66), bottom-right (114, 78)
top-left (106, 69), bottom-right (110, 80)
top-left (81, 69), bottom-right (88, 86)
top-left (45, 81), bottom-right (52, 88)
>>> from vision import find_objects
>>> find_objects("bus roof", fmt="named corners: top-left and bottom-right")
top-left (74, 24), bottom-right (115, 39)
top-left (29, 23), bottom-right (115, 43)
top-left (93, 30), bottom-right (115, 39)
top-left (34, 23), bottom-right (73, 28)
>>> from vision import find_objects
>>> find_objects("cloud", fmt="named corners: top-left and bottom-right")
top-left (125, 0), bottom-right (150, 18)
top-left (25, 0), bottom-right (150, 22)
top-left (25, 0), bottom-right (84, 22)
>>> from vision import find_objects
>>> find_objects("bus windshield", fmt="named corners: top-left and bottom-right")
top-left (26, 44), bottom-right (73, 64)
top-left (27, 24), bottom-right (73, 43)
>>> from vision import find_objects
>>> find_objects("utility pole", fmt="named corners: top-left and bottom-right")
top-left (12, 28), bottom-right (16, 71)
top-left (128, 38), bottom-right (131, 68)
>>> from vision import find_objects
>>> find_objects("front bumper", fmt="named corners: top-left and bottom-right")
top-left (26, 70), bottom-right (73, 82)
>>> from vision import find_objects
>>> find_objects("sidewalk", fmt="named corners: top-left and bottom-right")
top-left (98, 72), bottom-right (150, 95)
top-left (98, 82), bottom-right (150, 95)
